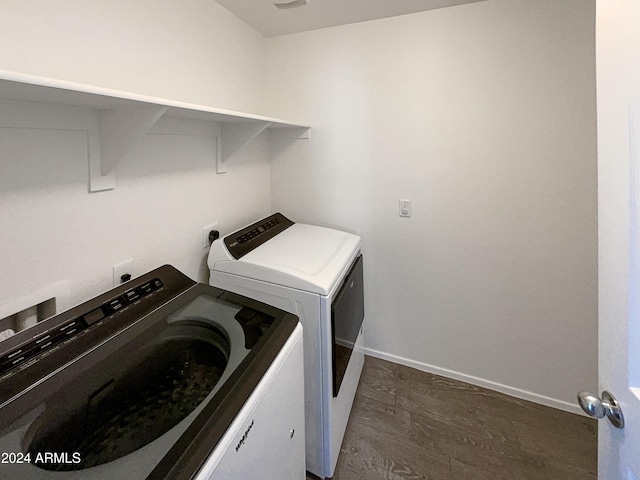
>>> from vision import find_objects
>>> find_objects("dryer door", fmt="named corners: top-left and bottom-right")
top-left (331, 254), bottom-right (364, 397)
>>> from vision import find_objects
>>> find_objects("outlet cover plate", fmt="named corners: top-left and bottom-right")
top-left (113, 259), bottom-right (134, 287)
top-left (202, 223), bottom-right (219, 249)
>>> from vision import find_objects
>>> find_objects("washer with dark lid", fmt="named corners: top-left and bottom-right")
top-left (0, 265), bottom-right (305, 480)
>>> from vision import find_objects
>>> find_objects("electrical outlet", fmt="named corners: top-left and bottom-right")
top-left (113, 259), bottom-right (134, 286)
top-left (399, 199), bottom-right (411, 218)
top-left (202, 223), bottom-right (219, 249)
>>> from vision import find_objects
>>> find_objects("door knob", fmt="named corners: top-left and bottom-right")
top-left (577, 390), bottom-right (624, 429)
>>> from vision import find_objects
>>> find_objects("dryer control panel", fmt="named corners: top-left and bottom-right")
top-left (224, 213), bottom-right (294, 259)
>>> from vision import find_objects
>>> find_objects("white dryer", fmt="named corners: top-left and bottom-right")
top-left (208, 213), bottom-right (365, 479)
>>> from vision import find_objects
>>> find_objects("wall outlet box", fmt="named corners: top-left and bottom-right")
top-left (202, 223), bottom-right (219, 249)
top-left (113, 259), bottom-right (134, 286)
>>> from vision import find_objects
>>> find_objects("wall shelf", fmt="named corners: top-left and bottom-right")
top-left (0, 69), bottom-right (310, 191)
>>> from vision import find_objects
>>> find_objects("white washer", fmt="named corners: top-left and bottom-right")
top-left (0, 265), bottom-right (305, 480)
top-left (208, 213), bottom-right (365, 479)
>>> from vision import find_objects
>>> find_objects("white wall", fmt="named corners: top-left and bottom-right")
top-left (0, 0), bottom-right (271, 314)
top-left (0, 0), bottom-right (267, 112)
top-left (266, 0), bottom-right (597, 411)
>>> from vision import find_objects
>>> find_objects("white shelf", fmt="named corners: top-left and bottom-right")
top-left (0, 70), bottom-right (310, 190)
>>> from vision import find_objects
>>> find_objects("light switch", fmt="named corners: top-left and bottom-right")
top-left (399, 199), bottom-right (411, 218)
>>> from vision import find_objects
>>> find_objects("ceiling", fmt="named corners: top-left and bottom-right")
top-left (214, 0), bottom-right (488, 37)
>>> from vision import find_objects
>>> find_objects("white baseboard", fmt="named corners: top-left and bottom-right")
top-left (362, 347), bottom-right (585, 417)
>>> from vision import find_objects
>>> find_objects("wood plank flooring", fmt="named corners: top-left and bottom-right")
top-left (307, 356), bottom-right (597, 480)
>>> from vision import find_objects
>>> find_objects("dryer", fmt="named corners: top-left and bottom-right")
top-left (208, 213), bottom-right (365, 479)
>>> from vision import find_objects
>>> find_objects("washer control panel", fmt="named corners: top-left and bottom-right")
top-left (0, 278), bottom-right (166, 378)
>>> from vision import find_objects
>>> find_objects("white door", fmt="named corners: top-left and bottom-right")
top-left (593, 0), bottom-right (640, 478)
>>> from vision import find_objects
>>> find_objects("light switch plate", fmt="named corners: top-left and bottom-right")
top-left (399, 199), bottom-right (411, 218)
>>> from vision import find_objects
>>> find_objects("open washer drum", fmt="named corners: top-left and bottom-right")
top-left (0, 265), bottom-right (304, 480)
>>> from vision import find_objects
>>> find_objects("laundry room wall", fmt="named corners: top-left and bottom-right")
top-left (0, 1), bottom-right (272, 318)
top-left (265, 0), bottom-right (597, 411)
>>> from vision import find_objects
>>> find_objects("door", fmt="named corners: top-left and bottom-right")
top-left (331, 253), bottom-right (364, 397)
top-left (596, 0), bottom-right (640, 478)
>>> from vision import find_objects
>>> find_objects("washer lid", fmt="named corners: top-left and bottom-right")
top-left (214, 223), bottom-right (361, 295)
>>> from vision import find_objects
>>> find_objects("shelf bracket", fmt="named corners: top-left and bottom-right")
top-left (218, 121), bottom-right (271, 173)
top-left (99, 105), bottom-right (167, 176)
top-left (89, 105), bottom-right (167, 191)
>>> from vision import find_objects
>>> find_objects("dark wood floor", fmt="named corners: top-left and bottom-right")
top-left (308, 356), bottom-right (597, 480)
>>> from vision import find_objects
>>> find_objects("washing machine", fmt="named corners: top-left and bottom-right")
top-left (208, 213), bottom-right (365, 479)
top-left (0, 265), bottom-right (305, 480)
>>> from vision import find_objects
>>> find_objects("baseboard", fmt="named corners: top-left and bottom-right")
top-left (362, 347), bottom-right (585, 417)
